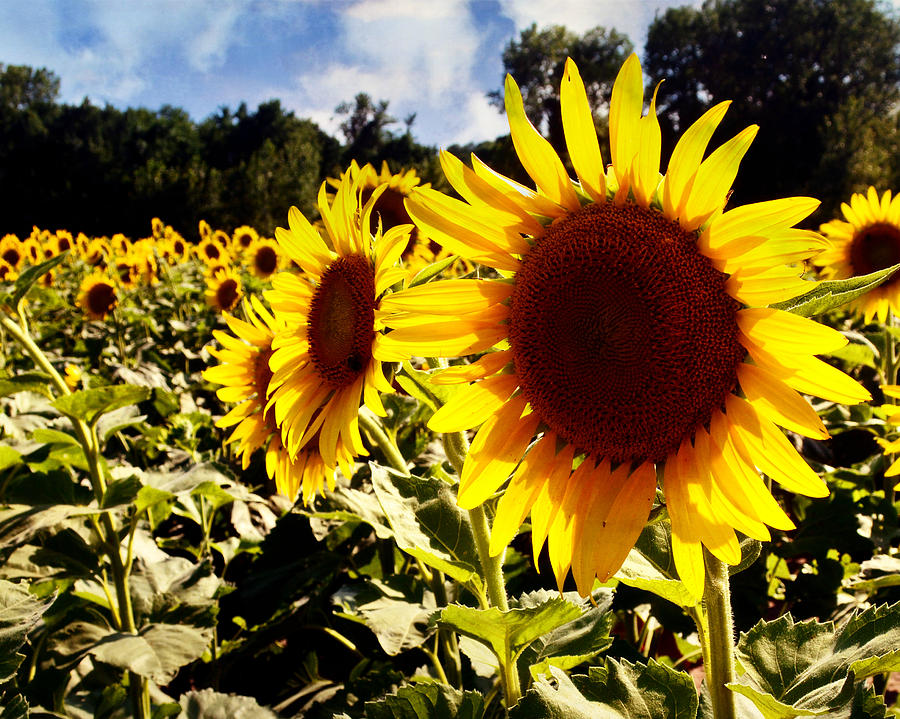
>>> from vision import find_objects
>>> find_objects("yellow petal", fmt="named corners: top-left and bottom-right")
top-left (737, 307), bottom-right (848, 355)
top-left (431, 350), bottom-right (513, 385)
top-left (663, 101), bottom-right (730, 219)
top-left (701, 196), bottom-right (820, 252)
top-left (380, 279), bottom-right (512, 315)
top-left (428, 373), bottom-right (520, 432)
top-left (560, 58), bottom-right (605, 203)
top-left (738, 363), bottom-right (829, 439)
top-left (632, 83), bottom-right (662, 207)
top-left (609, 53), bottom-right (644, 196)
top-left (680, 125), bottom-right (758, 230)
top-left (505, 74), bottom-right (580, 212)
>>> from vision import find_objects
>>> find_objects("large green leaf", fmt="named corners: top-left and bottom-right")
top-left (364, 683), bottom-right (485, 719)
top-left (333, 576), bottom-right (436, 656)
top-left (306, 485), bottom-right (395, 540)
top-left (87, 622), bottom-right (211, 684)
top-left (440, 595), bottom-right (581, 667)
top-left (730, 603), bottom-right (900, 718)
top-left (0, 580), bottom-right (55, 683)
top-left (0, 372), bottom-right (53, 400)
top-left (518, 589), bottom-right (615, 681)
top-left (179, 688), bottom-right (278, 718)
top-left (395, 363), bottom-right (458, 411)
top-left (770, 263), bottom-right (900, 317)
top-left (370, 463), bottom-right (482, 592)
top-left (510, 660), bottom-right (698, 719)
top-left (52, 385), bottom-right (151, 426)
top-left (129, 552), bottom-right (220, 626)
top-left (0, 447), bottom-right (22, 472)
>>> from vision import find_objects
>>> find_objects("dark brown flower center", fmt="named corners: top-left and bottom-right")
top-left (2, 248), bottom-right (20, 267)
top-left (508, 202), bottom-right (746, 464)
top-left (87, 281), bottom-right (116, 317)
top-left (204, 243), bottom-right (221, 260)
top-left (216, 278), bottom-right (240, 311)
top-left (307, 254), bottom-right (375, 389)
top-left (237, 232), bottom-right (254, 249)
top-left (849, 222), bottom-right (900, 281)
top-left (254, 246), bottom-right (279, 275)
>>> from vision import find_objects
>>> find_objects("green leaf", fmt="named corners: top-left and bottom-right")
top-left (31, 428), bottom-right (79, 446)
top-left (0, 371), bottom-right (53, 400)
top-left (440, 595), bottom-right (581, 666)
top-left (129, 554), bottom-right (220, 626)
top-left (52, 385), bottom-right (151, 426)
top-left (365, 683), bottom-right (485, 719)
top-left (88, 623), bottom-right (211, 684)
top-left (518, 589), bottom-right (615, 681)
top-left (0, 579), bottom-right (55, 683)
top-left (306, 485), bottom-right (394, 540)
top-left (614, 522), bottom-right (699, 608)
top-left (333, 576), bottom-right (436, 656)
top-left (178, 688), bottom-right (278, 718)
top-left (101, 476), bottom-right (143, 509)
top-left (510, 660), bottom-right (698, 719)
top-left (409, 255), bottom-right (462, 287)
top-left (0, 447), bottom-right (22, 472)
top-left (730, 603), bottom-right (900, 718)
top-left (11, 251), bottom-right (68, 306)
top-left (370, 463), bottom-right (482, 592)
top-left (770, 263), bottom-right (900, 317)
top-left (825, 343), bottom-right (878, 370)
top-left (395, 361), bottom-right (459, 411)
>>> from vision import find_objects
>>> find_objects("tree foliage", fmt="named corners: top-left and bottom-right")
top-left (489, 23), bottom-right (633, 154)
top-left (644, 0), bottom-right (900, 219)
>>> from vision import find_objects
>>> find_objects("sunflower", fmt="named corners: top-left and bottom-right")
top-left (0, 258), bottom-right (17, 283)
top-left (83, 238), bottom-right (111, 267)
top-left (114, 256), bottom-right (139, 289)
top-left (47, 230), bottom-right (74, 256)
top-left (0, 234), bottom-right (24, 270)
top-left (815, 187), bottom-right (900, 323)
top-left (264, 171), bottom-right (409, 475)
top-left (232, 225), bottom-right (260, 254)
top-left (332, 161), bottom-right (471, 277)
top-left (22, 237), bottom-right (44, 265)
top-left (203, 297), bottom-right (348, 502)
top-left (246, 238), bottom-right (283, 279)
top-left (377, 55), bottom-right (869, 599)
top-left (205, 266), bottom-right (243, 313)
top-left (64, 364), bottom-right (83, 391)
top-left (198, 237), bottom-right (229, 265)
top-left (77, 271), bottom-right (118, 320)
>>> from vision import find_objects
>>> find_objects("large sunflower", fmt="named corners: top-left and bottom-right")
top-left (815, 187), bottom-right (900, 323)
top-left (264, 172), bottom-right (409, 475)
top-left (203, 297), bottom-right (349, 503)
top-left (377, 55), bottom-right (870, 599)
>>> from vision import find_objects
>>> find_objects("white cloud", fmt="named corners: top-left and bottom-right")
top-left (444, 91), bottom-right (510, 146)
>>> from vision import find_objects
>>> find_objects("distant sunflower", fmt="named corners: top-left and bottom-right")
top-left (77, 272), bottom-right (117, 320)
top-left (203, 297), bottom-right (351, 502)
top-left (378, 55), bottom-right (869, 598)
top-left (876, 385), bottom-right (900, 479)
top-left (198, 237), bottom-right (228, 265)
top-left (0, 235), bottom-right (24, 270)
top-left (64, 364), bottom-right (83, 391)
top-left (247, 238), bottom-right (283, 279)
top-left (333, 161), bottom-right (469, 276)
top-left (22, 237), bottom-right (43, 265)
top-left (232, 225), bottom-right (259, 254)
top-left (0, 258), bottom-right (17, 282)
top-left (198, 219), bottom-right (212, 241)
top-left (165, 233), bottom-right (191, 264)
top-left (264, 171), bottom-right (409, 473)
top-left (815, 187), bottom-right (900, 323)
top-left (48, 230), bottom-right (74, 256)
top-left (114, 256), bottom-right (139, 289)
top-left (83, 238), bottom-right (111, 267)
top-left (205, 266), bottom-right (242, 313)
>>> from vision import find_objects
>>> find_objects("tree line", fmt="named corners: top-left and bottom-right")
top-left (1, 0), bottom-right (898, 239)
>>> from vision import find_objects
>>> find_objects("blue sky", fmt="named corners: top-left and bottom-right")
top-left (2, 0), bottom-right (709, 146)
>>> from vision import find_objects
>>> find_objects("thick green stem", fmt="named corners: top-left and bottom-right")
top-left (442, 426), bottom-right (520, 706)
top-left (1, 315), bottom-right (149, 719)
top-left (702, 548), bottom-right (737, 719)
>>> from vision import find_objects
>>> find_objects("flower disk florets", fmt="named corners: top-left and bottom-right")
top-left (508, 201), bottom-right (746, 463)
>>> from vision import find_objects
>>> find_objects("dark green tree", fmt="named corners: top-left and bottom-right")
top-left (644, 0), bottom-right (900, 219)
top-left (489, 23), bottom-right (633, 155)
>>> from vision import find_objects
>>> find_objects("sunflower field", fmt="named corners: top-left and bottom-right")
top-left (6, 23), bottom-right (900, 719)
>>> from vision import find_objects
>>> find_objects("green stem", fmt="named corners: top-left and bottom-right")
top-left (358, 409), bottom-right (410, 476)
top-left (442, 425), bottom-right (520, 705)
top-left (1, 315), bottom-right (149, 719)
top-left (701, 548), bottom-right (737, 719)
